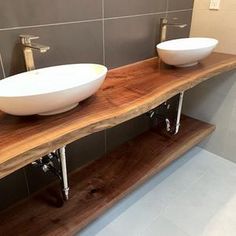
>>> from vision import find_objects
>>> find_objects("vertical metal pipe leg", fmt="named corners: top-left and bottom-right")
top-left (174, 91), bottom-right (184, 134)
top-left (58, 146), bottom-right (69, 201)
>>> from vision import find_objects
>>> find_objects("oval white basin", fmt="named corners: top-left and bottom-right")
top-left (0, 64), bottom-right (107, 116)
top-left (156, 37), bottom-right (218, 67)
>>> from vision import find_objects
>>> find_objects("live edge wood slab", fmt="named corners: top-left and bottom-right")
top-left (0, 116), bottom-right (215, 235)
top-left (0, 52), bottom-right (236, 179)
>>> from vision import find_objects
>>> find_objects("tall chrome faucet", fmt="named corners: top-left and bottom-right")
top-left (159, 18), bottom-right (187, 43)
top-left (20, 35), bottom-right (50, 71)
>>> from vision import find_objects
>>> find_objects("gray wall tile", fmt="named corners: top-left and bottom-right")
top-left (168, 0), bottom-right (194, 11)
top-left (104, 0), bottom-right (167, 18)
top-left (0, 169), bottom-right (28, 211)
top-left (107, 114), bottom-right (151, 153)
top-left (66, 131), bottom-right (106, 172)
top-left (105, 14), bottom-right (164, 68)
top-left (225, 104), bottom-right (236, 163)
top-left (0, 71), bottom-right (4, 80)
top-left (166, 10), bottom-right (192, 40)
top-left (24, 164), bottom-right (57, 194)
top-left (0, 55), bottom-right (4, 79)
top-left (0, 0), bottom-right (102, 28)
top-left (0, 21), bottom-right (103, 76)
top-left (25, 131), bottom-right (106, 193)
top-left (183, 70), bottom-right (236, 163)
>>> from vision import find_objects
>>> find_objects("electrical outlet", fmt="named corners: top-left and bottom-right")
top-left (209, 0), bottom-right (221, 10)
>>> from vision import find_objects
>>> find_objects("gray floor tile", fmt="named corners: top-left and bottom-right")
top-left (80, 147), bottom-right (236, 236)
top-left (141, 216), bottom-right (190, 236)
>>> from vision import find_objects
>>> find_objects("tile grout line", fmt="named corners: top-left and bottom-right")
top-left (104, 129), bottom-right (107, 155)
top-left (0, 53), bottom-right (6, 79)
top-left (165, 0), bottom-right (169, 17)
top-left (102, 0), bottom-right (107, 154)
top-left (138, 170), bottom-right (207, 236)
top-left (23, 168), bottom-right (30, 196)
top-left (161, 170), bottom-right (214, 235)
top-left (0, 9), bottom-right (193, 32)
top-left (163, 171), bottom-right (207, 215)
top-left (104, 9), bottom-right (192, 21)
top-left (104, 11), bottom-right (165, 21)
top-left (139, 214), bottom-right (191, 236)
top-left (102, 0), bottom-right (106, 65)
top-left (167, 8), bottom-right (193, 13)
top-left (0, 18), bottom-right (103, 31)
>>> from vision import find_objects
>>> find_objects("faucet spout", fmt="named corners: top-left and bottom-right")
top-left (19, 34), bottom-right (50, 71)
top-left (159, 18), bottom-right (187, 43)
top-left (23, 42), bottom-right (50, 53)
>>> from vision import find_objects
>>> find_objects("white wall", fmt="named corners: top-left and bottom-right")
top-left (190, 0), bottom-right (236, 54)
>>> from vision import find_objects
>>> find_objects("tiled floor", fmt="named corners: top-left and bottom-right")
top-left (79, 147), bottom-right (236, 236)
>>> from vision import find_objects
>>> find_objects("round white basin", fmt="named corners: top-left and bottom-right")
top-left (0, 64), bottom-right (107, 116)
top-left (156, 37), bottom-right (218, 67)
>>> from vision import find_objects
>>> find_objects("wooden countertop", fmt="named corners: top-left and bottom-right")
top-left (0, 52), bottom-right (236, 179)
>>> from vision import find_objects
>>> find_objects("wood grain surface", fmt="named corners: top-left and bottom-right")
top-left (0, 116), bottom-right (215, 235)
top-left (0, 52), bottom-right (235, 179)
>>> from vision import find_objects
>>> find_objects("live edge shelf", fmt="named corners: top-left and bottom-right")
top-left (0, 116), bottom-right (215, 235)
top-left (0, 53), bottom-right (236, 235)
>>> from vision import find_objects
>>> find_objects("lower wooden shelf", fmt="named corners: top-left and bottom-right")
top-left (0, 115), bottom-right (215, 236)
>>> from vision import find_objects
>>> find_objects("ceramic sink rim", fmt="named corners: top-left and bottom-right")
top-left (156, 37), bottom-right (218, 51)
top-left (0, 63), bottom-right (108, 98)
top-left (0, 63), bottom-right (108, 115)
top-left (156, 37), bottom-right (219, 67)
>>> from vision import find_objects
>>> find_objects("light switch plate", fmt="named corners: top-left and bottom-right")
top-left (209, 0), bottom-right (221, 10)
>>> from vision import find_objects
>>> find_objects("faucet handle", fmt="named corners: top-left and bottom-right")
top-left (172, 17), bottom-right (179, 21)
top-left (19, 35), bottom-right (40, 44)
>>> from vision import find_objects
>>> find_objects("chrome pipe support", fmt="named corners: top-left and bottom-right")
top-left (174, 91), bottom-right (184, 135)
top-left (31, 146), bottom-right (70, 201)
top-left (147, 91), bottom-right (184, 134)
top-left (58, 147), bottom-right (69, 201)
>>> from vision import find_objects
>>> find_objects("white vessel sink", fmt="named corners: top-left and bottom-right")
top-left (156, 37), bottom-right (218, 67)
top-left (0, 64), bottom-right (107, 116)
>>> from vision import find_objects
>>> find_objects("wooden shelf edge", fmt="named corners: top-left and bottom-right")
top-left (0, 116), bottom-right (215, 236)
